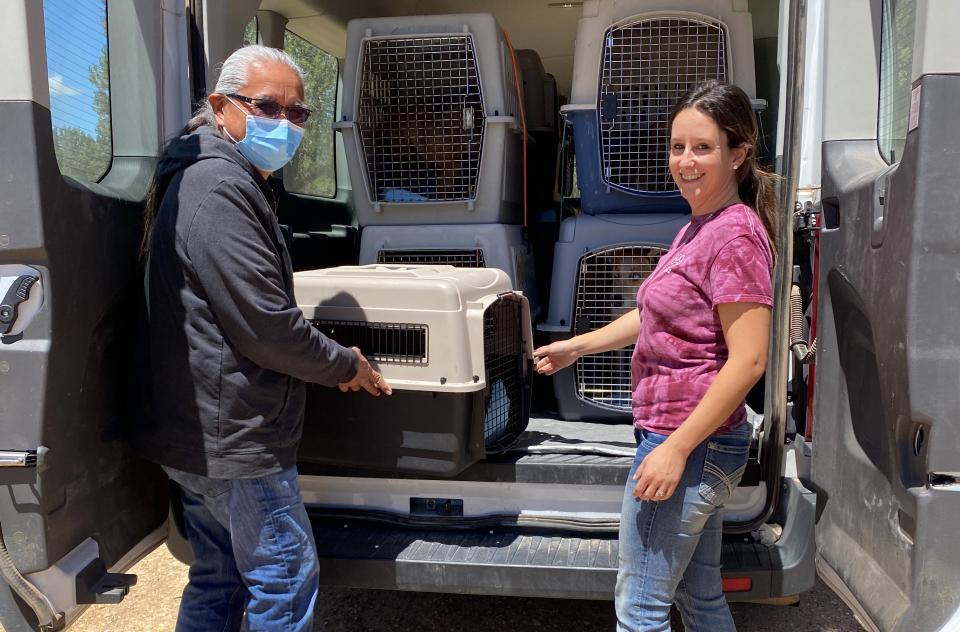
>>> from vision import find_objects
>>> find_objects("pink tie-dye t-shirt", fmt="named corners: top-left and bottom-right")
top-left (632, 203), bottom-right (773, 434)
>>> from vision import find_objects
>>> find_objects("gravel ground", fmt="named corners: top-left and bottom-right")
top-left (52, 544), bottom-right (865, 632)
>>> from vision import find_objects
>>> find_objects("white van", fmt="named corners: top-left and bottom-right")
top-left (0, 1), bottom-right (957, 631)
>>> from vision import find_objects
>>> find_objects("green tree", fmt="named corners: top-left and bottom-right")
top-left (283, 30), bottom-right (338, 198)
top-left (243, 17), bottom-right (258, 46)
top-left (52, 27), bottom-right (111, 182)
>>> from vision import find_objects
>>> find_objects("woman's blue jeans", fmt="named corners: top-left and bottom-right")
top-left (615, 422), bottom-right (751, 632)
top-left (163, 465), bottom-right (318, 632)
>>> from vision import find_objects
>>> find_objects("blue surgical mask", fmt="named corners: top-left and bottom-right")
top-left (224, 98), bottom-right (304, 172)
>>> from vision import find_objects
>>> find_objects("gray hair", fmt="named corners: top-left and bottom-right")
top-left (184, 45), bottom-right (305, 133)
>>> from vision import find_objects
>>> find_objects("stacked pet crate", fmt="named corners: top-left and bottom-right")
top-left (335, 13), bottom-right (539, 316)
top-left (295, 265), bottom-right (533, 476)
top-left (514, 48), bottom-right (562, 311)
top-left (541, 1), bottom-right (759, 421)
top-left (515, 48), bottom-right (560, 208)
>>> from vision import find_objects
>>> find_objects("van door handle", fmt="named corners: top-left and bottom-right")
top-left (0, 273), bottom-right (39, 335)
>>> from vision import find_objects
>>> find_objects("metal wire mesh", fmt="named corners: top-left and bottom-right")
top-left (599, 16), bottom-right (728, 193)
top-left (312, 321), bottom-right (428, 365)
top-left (377, 249), bottom-right (486, 268)
top-left (574, 245), bottom-right (667, 411)
top-left (483, 296), bottom-right (526, 449)
top-left (357, 35), bottom-right (485, 202)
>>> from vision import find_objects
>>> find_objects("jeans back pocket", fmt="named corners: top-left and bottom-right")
top-left (698, 427), bottom-right (751, 508)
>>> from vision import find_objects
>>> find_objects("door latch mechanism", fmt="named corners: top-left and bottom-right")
top-left (0, 266), bottom-right (43, 344)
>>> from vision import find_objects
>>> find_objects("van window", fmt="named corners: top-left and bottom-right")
top-left (283, 30), bottom-right (337, 198)
top-left (43, 0), bottom-right (112, 182)
top-left (244, 17), bottom-right (258, 46)
top-left (877, 0), bottom-right (917, 164)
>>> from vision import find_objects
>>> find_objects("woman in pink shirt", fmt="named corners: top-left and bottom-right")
top-left (534, 80), bottom-right (776, 631)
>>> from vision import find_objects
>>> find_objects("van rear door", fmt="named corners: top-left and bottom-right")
top-left (812, 1), bottom-right (960, 630)
top-left (0, 2), bottom-right (175, 629)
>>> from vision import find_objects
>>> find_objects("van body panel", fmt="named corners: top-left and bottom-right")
top-left (812, 73), bottom-right (960, 632)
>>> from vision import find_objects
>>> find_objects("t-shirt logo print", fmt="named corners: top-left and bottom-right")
top-left (664, 254), bottom-right (685, 274)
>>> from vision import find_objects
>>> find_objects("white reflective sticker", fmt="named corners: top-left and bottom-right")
top-left (909, 84), bottom-right (922, 132)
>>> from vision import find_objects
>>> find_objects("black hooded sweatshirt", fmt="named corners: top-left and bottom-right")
top-left (132, 125), bottom-right (357, 478)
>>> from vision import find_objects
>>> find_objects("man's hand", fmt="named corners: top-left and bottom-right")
top-left (338, 347), bottom-right (392, 396)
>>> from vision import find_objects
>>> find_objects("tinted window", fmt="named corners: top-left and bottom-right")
top-left (244, 17), bottom-right (258, 46)
top-left (283, 31), bottom-right (337, 198)
top-left (44, 0), bottom-right (112, 182)
top-left (878, 0), bottom-right (917, 164)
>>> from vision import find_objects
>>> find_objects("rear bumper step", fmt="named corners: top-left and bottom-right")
top-left (310, 477), bottom-right (816, 602)
top-left (312, 518), bottom-right (619, 600)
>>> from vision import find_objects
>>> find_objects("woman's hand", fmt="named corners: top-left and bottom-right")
top-left (533, 339), bottom-right (580, 375)
top-left (533, 310), bottom-right (642, 376)
top-left (632, 442), bottom-right (689, 502)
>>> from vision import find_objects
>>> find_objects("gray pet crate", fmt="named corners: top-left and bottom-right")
top-left (539, 213), bottom-right (689, 421)
top-left (335, 13), bottom-right (524, 226)
top-left (358, 223), bottom-right (539, 320)
top-left (295, 265), bottom-right (533, 476)
top-left (563, 1), bottom-right (759, 213)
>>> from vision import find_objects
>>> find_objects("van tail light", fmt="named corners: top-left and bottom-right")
top-left (722, 577), bottom-right (753, 592)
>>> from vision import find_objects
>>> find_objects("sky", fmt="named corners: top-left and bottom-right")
top-left (43, 0), bottom-right (108, 137)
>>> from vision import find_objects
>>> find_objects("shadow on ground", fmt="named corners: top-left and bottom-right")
top-left (313, 581), bottom-right (864, 632)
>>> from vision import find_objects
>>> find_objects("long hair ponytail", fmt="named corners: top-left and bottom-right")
top-left (669, 80), bottom-right (779, 254)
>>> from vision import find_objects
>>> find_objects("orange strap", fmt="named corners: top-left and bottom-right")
top-left (501, 28), bottom-right (528, 227)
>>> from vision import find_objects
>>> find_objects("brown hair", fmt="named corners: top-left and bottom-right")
top-left (669, 79), bottom-right (779, 253)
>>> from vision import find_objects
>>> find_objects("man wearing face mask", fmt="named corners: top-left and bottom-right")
top-left (133, 45), bottom-right (390, 632)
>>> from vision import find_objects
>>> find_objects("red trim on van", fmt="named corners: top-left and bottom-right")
top-left (722, 577), bottom-right (753, 592)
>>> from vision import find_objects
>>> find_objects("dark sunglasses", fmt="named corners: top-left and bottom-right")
top-left (225, 93), bottom-right (312, 126)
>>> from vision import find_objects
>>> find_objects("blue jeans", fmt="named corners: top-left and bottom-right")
top-left (163, 465), bottom-right (318, 632)
top-left (615, 422), bottom-right (751, 632)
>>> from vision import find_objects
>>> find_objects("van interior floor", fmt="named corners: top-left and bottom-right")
top-left (458, 416), bottom-right (636, 485)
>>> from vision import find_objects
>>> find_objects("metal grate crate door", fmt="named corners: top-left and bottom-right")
top-left (574, 245), bottom-right (667, 411)
top-left (357, 35), bottom-right (486, 202)
top-left (311, 321), bottom-right (429, 366)
top-left (482, 296), bottom-right (527, 449)
top-left (599, 16), bottom-right (728, 194)
top-left (377, 249), bottom-right (486, 268)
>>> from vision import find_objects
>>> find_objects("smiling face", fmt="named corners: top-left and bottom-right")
top-left (669, 107), bottom-right (748, 216)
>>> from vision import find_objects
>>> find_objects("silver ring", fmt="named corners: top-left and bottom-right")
top-left (373, 374), bottom-right (381, 386)
top-left (654, 490), bottom-right (666, 498)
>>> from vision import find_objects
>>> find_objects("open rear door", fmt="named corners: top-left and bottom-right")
top-left (0, 1), bottom-right (178, 629)
top-left (812, 1), bottom-right (960, 630)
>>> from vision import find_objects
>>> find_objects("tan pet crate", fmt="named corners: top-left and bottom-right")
top-left (294, 265), bottom-right (533, 477)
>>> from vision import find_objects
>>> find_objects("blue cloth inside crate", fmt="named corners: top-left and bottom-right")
top-left (382, 188), bottom-right (430, 202)
top-left (484, 379), bottom-right (510, 442)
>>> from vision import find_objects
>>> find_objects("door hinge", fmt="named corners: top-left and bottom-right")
top-left (0, 450), bottom-right (38, 468)
top-left (793, 201), bottom-right (821, 234)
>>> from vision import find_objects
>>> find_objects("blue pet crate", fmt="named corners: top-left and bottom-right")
top-left (563, 3), bottom-right (759, 215)
top-left (539, 212), bottom-right (689, 421)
